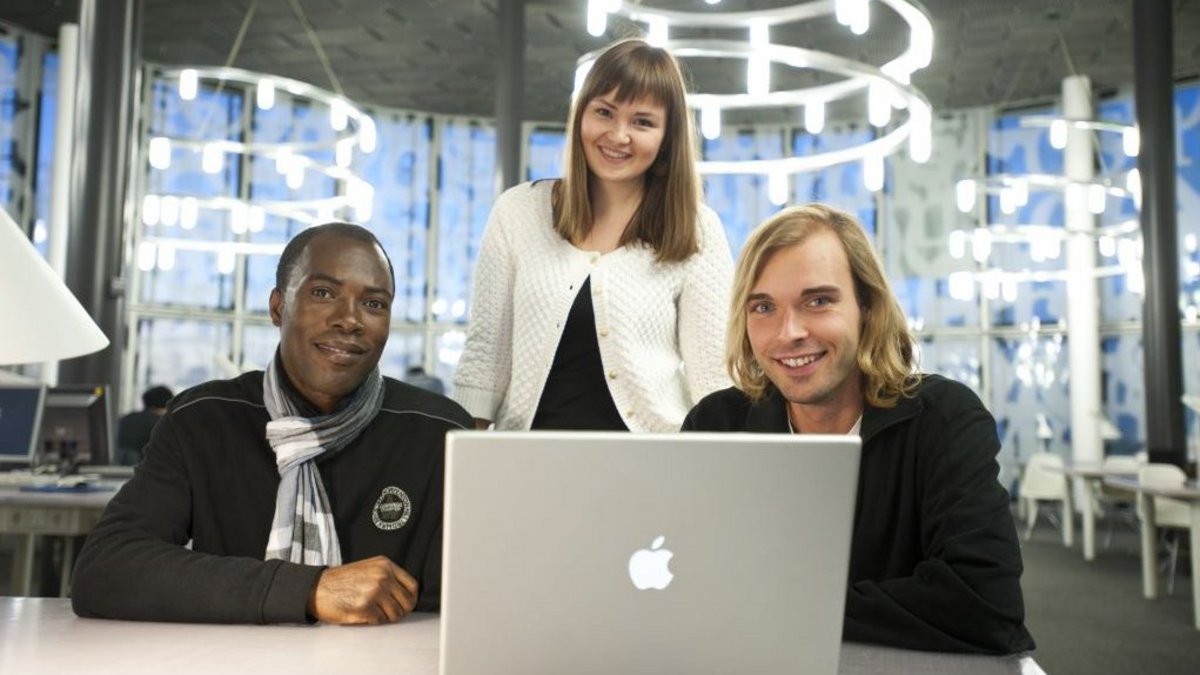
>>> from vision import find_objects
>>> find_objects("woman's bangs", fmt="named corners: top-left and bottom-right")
top-left (589, 55), bottom-right (673, 111)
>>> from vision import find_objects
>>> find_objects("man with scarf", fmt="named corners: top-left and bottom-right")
top-left (72, 223), bottom-right (471, 625)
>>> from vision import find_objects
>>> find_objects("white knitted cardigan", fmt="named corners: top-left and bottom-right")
top-left (453, 181), bottom-right (734, 432)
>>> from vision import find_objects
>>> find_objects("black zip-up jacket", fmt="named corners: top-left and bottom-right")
top-left (682, 374), bottom-right (1036, 655)
top-left (72, 371), bottom-right (471, 624)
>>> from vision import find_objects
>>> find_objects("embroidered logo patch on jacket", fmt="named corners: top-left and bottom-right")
top-left (372, 486), bottom-right (412, 531)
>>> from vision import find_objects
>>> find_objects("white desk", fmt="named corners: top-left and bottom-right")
top-left (1105, 476), bottom-right (1200, 629)
top-left (0, 598), bottom-right (1040, 674)
top-left (0, 484), bottom-right (119, 596)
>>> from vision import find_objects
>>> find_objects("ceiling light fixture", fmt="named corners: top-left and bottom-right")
top-left (140, 66), bottom-right (377, 272)
top-left (947, 114), bottom-right (1143, 302)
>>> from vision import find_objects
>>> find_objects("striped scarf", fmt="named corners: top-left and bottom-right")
top-left (262, 353), bottom-right (384, 565)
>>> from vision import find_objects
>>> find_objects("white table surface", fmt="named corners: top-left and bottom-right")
top-left (1105, 476), bottom-right (1200, 630)
top-left (0, 598), bottom-right (1041, 675)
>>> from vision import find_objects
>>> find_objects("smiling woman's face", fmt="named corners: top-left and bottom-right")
top-left (579, 89), bottom-right (666, 189)
top-left (268, 232), bottom-right (394, 413)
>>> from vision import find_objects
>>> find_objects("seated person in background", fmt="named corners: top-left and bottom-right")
top-left (682, 204), bottom-right (1035, 655)
top-left (115, 385), bottom-right (173, 465)
top-left (403, 365), bottom-right (445, 396)
top-left (72, 223), bottom-right (471, 625)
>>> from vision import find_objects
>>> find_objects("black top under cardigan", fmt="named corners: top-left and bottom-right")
top-left (532, 277), bottom-right (627, 431)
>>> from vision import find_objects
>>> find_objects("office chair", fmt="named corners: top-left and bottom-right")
top-left (1137, 463), bottom-right (1191, 596)
top-left (1019, 452), bottom-right (1070, 542)
top-left (1095, 455), bottom-right (1142, 549)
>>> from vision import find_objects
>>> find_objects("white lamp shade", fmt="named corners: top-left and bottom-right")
top-left (0, 208), bottom-right (109, 365)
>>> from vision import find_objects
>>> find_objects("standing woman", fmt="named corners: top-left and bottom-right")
top-left (453, 38), bottom-right (733, 432)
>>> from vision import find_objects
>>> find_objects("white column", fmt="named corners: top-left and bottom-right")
top-left (42, 23), bottom-right (80, 386)
top-left (1063, 76), bottom-right (1104, 489)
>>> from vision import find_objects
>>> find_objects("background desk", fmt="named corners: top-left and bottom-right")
top-left (0, 484), bottom-right (118, 596)
top-left (1105, 476), bottom-right (1200, 629)
top-left (0, 598), bottom-right (1041, 674)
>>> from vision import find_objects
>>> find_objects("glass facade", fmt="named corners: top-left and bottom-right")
top-left (0, 27), bottom-right (1196, 464)
top-left (0, 35), bottom-right (16, 211)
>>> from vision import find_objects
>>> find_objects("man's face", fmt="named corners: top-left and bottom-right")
top-left (745, 231), bottom-right (864, 421)
top-left (269, 233), bottom-right (393, 413)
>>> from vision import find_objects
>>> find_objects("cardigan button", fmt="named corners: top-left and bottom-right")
top-left (608, 370), bottom-right (618, 380)
top-left (599, 329), bottom-right (609, 337)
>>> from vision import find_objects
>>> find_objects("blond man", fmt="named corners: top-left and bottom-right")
top-left (683, 204), bottom-right (1034, 655)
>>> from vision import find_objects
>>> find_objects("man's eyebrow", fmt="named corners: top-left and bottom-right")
top-left (800, 285), bottom-right (842, 296)
top-left (306, 273), bottom-right (394, 298)
top-left (307, 272), bottom-right (343, 285)
top-left (746, 286), bottom-right (842, 303)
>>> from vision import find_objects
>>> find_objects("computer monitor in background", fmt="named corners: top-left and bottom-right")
top-left (40, 384), bottom-right (114, 469)
top-left (0, 384), bottom-right (46, 468)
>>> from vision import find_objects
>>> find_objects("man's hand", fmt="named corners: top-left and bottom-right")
top-left (308, 555), bottom-right (419, 625)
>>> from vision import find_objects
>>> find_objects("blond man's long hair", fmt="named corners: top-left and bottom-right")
top-left (726, 204), bottom-right (919, 407)
top-left (552, 38), bottom-right (700, 263)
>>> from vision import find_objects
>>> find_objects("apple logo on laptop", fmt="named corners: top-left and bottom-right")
top-left (628, 535), bottom-right (674, 590)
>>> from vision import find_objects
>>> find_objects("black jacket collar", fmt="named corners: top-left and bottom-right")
top-left (748, 383), bottom-right (925, 443)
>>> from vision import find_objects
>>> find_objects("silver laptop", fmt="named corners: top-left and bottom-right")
top-left (440, 431), bottom-right (861, 675)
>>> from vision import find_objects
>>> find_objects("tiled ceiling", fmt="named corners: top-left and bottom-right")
top-left (4, 0), bottom-right (1200, 122)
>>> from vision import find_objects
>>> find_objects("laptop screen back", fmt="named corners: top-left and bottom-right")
top-left (441, 431), bottom-right (861, 675)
